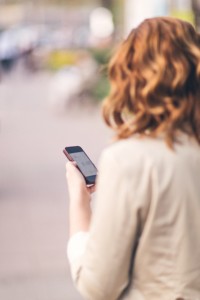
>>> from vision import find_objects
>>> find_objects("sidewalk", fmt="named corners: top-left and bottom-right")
top-left (0, 71), bottom-right (111, 300)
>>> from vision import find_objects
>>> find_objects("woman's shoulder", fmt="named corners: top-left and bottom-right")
top-left (102, 136), bottom-right (167, 161)
top-left (99, 137), bottom-right (164, 175)
top-left (101, 134), bottom-right (200, 173)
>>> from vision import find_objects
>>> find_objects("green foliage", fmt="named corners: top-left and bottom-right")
top-left (90, 48), bottom-right (112, 66)
top-left (171, 10), bottom-right (194, 24)
top-left (92, 73), bottom-right (110, 102)
top-left (89, 48), bottom-right (112, 102)
top-left (44, 46), bottom-right (112, 101)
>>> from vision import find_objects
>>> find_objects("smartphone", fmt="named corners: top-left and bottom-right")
top-left (63, 146), bottom-right (97, 185)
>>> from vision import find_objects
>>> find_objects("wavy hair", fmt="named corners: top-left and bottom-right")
top-left (102, 17), bottom-right (200, 147)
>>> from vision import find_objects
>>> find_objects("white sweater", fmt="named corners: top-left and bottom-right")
top-left (67, 134), bottom-right (200, 300)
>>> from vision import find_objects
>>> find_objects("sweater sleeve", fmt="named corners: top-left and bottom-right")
top-left (68, 148), bottom-right (146, 300)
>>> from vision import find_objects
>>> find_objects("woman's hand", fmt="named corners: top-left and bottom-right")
top-left (66, 161), bottom-right (96, 236)
top-left (66, 161), bottom-right (96, 203)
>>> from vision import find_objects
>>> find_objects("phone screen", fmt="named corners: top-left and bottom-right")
top-left (70, 151), bottom-right (97, 177)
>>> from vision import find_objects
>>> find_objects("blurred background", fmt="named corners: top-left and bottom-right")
top-left (0, 0), bottom-right (199, 299)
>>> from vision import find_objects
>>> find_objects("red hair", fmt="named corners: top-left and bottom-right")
top-left (102, 17), bottom-right (200, 146)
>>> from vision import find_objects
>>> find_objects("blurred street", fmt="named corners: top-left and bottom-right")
top-left (0, 69), bottom-right (111, 300)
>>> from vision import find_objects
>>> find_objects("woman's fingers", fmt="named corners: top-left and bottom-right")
top-left (66, 161), bottom-right (97, 195)
top-left (66, 160), bottom-right (77, 171)
top-left (87, 184), bottom-right (96, 194)
top-left (66, 161), bottom-right (80, 177)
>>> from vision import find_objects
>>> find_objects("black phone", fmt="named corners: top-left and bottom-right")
top-left (63, 146), bottom-right (97, 185)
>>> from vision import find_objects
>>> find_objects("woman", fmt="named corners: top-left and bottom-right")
top-left (65, 17), bottom-right (200, 300)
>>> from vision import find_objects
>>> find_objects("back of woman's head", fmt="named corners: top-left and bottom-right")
top-left (103, 17), bottom-right (200, 146)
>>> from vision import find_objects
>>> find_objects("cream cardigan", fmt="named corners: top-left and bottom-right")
top-left (67, 135), bottom-right (200, 300)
